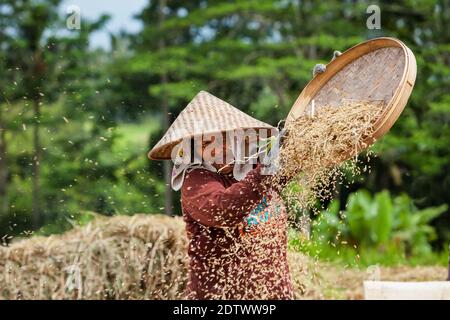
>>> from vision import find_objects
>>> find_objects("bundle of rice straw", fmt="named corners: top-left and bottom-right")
top-left (0, 214), bottom-right (188, 300)
top-left (275, 101), bottom-right (384, 211)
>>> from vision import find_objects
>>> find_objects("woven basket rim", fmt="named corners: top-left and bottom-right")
top-left (286, 37), bottom-right (417, 159)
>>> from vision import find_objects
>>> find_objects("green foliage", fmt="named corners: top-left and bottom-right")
top-left (345, 190), bottom-right (394, 246)
top-left (292, 190), bottom-right (448, 266)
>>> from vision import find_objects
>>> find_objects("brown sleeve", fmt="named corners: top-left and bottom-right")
top-left (181, 165), bottom-right (266, 228)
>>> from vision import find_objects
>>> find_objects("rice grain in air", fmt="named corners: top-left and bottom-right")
top-left (274, 101), bottom-right (384, 214)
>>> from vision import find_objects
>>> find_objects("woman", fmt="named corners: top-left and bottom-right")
top-left (149, 91), bottom-right (293, 299)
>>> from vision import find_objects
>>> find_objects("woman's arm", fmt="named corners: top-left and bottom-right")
top-left (181, 165), bottom-right (267, 228)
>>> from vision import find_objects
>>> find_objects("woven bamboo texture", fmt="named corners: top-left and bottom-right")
top-left (149, 91), bottom-right (275, 160)
top-left (287, 37), bottom-right (417, 146)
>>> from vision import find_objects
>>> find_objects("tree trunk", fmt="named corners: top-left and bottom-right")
top-left (158, 0), bottom-right (173, 215)
top-left (0, 109), bottom-right (8, 217)
top-left (32, 97), bottom-right (41, 227)
top-left (162, 86), bottom-right (173, 216)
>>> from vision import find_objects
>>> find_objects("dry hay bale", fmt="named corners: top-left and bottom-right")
top-left (0, 214), bottom-right (189, 300)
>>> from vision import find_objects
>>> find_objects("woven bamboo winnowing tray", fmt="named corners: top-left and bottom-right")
top-left (286, 37), bottom-right (417, 154)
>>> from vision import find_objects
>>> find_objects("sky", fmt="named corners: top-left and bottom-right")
top-left (62, 0), bottom-right (148, 49)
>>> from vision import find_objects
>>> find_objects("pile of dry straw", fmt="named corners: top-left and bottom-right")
top-left (0, 214), bottom-right (188, 299)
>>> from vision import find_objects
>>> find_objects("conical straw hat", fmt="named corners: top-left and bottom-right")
top-left (148, 91), bottom-right (276, 160)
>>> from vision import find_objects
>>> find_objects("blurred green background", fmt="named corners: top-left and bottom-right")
top-left (0, 0), bottom-right (449, 266)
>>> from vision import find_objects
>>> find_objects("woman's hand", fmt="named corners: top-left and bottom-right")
top-left (312, 50), bottom-right (342, 77)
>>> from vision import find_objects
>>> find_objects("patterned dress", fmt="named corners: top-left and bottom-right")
top-left (181, 165), bottom-right (293, 299)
